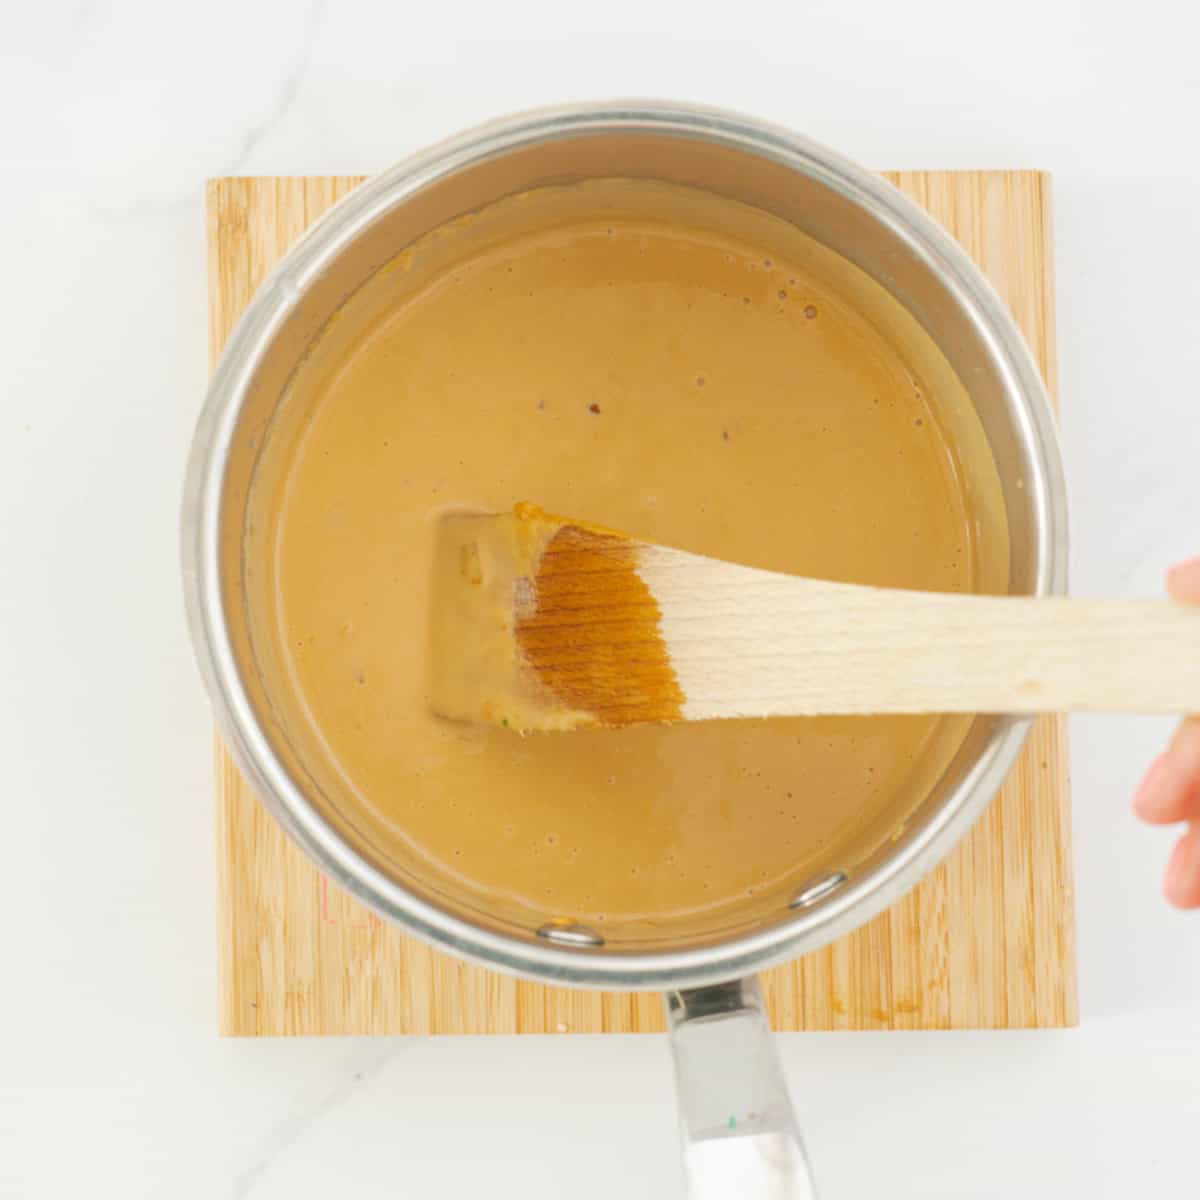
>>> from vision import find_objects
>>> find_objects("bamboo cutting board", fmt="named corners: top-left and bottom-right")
top-left (209, 171), bottom-right (1076, 1036)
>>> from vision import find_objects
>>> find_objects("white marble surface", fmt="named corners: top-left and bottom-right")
top-left (3, 1), bottom-right (1199, 1195)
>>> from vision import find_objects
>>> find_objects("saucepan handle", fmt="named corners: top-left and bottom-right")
top-left (665, 977), bottom-right (817, 1199)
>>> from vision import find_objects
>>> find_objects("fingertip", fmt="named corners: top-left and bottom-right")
top-left (1166, 555), bottom-right (1200, 603)
top-left (1163, 828), bottom-right (1200, 909)
top-left (1132, 753), bottom-right (1200, 825)
top-left (1168, 716), bottom-right (1200, 765)
top-left (1133, 754), bottom-right (1171, 821)
top-left (1132, 763), bottom-right (1161, 820)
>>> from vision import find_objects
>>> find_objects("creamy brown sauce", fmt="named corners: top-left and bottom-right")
top-left (248, 181), bottom-right (1008, 941)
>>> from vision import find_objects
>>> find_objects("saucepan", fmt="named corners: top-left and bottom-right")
top-left (182, 101), bottom-right (1067, 1196)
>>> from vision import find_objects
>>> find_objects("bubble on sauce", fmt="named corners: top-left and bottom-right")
top-left (777, 289), bottom-right (788, 300)
top-left (696, 375), bottom-right (707, 388)
top-left (803, 304), bottom-right (818, 319)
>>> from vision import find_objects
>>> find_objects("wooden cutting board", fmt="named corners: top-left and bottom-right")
top-left (208, 170), bottom-right (1076, 1036)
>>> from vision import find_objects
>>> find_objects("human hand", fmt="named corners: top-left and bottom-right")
top-left (1132, 557), bottom-right (1200, 908)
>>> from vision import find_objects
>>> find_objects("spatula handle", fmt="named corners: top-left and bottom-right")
top-left (675, 587), bottom-right (1200, 718)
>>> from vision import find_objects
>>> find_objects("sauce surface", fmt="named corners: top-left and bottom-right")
top-left (251, 182), bottom-right (1007, 939)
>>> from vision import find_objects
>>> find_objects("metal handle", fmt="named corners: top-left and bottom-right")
top-left (665, 977), bottom-right (817, 1199)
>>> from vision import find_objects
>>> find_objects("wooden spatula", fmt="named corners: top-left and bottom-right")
top-left (427, 505), bottom-right (1200, 733)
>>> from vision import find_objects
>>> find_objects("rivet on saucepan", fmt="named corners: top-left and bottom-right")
top-left (789, 870), bottom-right (849, 910)
top-left (536, 919), bottom-right (605, 947)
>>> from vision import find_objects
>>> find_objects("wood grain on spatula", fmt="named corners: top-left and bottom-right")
top-left (516, 524), bottom-right (686, 725)
top-left (431, 505), bottom-right (1200, 731)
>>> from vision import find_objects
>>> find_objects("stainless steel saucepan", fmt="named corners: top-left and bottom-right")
top-left (182, 101), bottom-right (1067, 1197)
